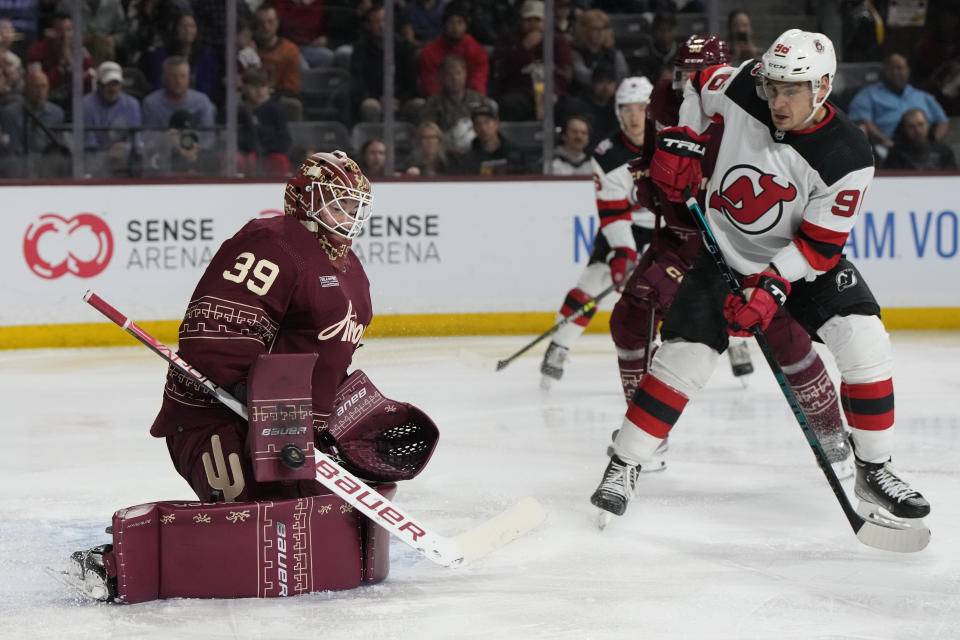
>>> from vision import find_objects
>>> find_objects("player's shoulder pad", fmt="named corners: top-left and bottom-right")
top-left (592, 133), bottom-right (640, 174)
top-left (788, 107), bottom-right (874, 185)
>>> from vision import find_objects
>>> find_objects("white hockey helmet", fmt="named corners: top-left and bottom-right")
top-left (615, 76), bottom-right (653, 128)
top-left (758, 29), bottom-right (836, 114)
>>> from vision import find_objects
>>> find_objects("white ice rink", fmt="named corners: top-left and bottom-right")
top-left (2, 332), bottom-right (959, 639)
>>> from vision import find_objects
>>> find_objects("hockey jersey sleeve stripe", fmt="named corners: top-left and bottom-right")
top-left (692, 65), bottom-right (727, 94)
top-left (794, 220), bottom-right (848, 271)
top-left (598, 198), bottom-right (633, 227)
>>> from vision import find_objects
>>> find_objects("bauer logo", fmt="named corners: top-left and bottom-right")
top-left (22, 213), bottom-right (114, 279)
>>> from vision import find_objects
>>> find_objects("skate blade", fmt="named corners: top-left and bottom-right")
top-left (596, 510), bottom-right (613, 530)
top-left (539, 376), bottom-right (556, 392)
top-left (854, 501), bottom-right (931, 553)
top-left (44, 564), bottom-right (110, 602)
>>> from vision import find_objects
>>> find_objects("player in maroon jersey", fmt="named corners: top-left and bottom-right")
top-left (608, 35), bottom-right (852, 477)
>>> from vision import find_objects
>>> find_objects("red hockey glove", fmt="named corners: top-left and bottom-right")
top-left (723, 273), bottom-right (791, 337)
top-left (609, 247), bottom-right (638, 288)
top-left (650, 126), bottom-right (709, 202)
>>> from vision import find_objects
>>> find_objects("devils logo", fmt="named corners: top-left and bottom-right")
top-left (709, 165), bottom-right (798, 235)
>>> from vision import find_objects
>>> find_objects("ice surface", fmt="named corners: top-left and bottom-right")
top-left (1, 333), bottom-right (959, 639)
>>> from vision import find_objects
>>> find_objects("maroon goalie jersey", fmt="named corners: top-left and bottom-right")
top-left (150, 215), bottom-right (372, 437)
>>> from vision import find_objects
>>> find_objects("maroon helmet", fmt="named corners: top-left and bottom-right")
top-left (284, 150), bottom-right (373, 239)
top-left (673, 35), bottom-right (731, 90)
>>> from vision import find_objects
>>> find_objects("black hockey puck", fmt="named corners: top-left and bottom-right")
top-left (279, 444), bottom-right (306, 469)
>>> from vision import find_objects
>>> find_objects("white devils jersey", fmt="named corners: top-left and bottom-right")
top-left (679, 60), bottom-right (874, 281)
top-left (591, 131), bottom-right (655, 251)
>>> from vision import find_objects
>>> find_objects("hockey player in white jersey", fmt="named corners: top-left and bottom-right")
top-left (590, 30), bottom-right (930, 530)
top-left (539, 76), bottom-right (656, 390)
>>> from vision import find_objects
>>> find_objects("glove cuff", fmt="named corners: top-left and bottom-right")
top-left (745, 273), bottom-right (791, 306)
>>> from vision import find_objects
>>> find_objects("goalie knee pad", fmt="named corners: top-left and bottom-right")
top-left (649, 339), bottom-right (719, 397)
top-left (324, 370), bottom-right (439, 482)
top-left (102, 489), bottom-right (396, 603)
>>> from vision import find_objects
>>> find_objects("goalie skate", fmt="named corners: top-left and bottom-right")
top-left (606, 429), bottom-right (667, 472)
top-left (46, 544), bottom-right (117, 602)
top-left (539, 342), bottom-right (569, 390)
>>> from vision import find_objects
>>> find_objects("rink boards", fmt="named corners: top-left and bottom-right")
top-left (2, 175), bottom-right (959, 348)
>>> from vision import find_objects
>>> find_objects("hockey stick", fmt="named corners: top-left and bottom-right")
top-left (681, 189), bottom-right (929, 553)
top-left (496, 274), bottom-right (629, 371)
top-left (83, 291), bottom-right (546, 567)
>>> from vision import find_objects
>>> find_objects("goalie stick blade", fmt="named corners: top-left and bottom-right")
top-left (451, 497), bottom-right (547, 566)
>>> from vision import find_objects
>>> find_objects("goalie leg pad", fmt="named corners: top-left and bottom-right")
top-left (325, 370), bottom-right (440, 482)
top-left (104, 488), bottom-right (396, 603)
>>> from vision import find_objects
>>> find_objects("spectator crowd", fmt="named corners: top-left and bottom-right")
top-left (0, 0), bottom-right (957, 178)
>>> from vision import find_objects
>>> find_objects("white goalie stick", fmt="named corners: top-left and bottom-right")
top-left (83, 291), bottom-right (546, 567)
top-left (681, 190), bottom-right (930, 553)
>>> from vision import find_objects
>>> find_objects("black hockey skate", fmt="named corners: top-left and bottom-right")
top-left (854, 456), bottom-right (930, 519)
top-left (540, 342), bottom-right (569, 390)
top-left (49, 544), bottom-right (118, 602)
top-left (591, 455), bottom-right (640, 527)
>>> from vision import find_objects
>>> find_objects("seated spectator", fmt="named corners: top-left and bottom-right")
top-left (254, 2), bottom-right (301, 96)
top-left (82, 62), bottom-right (143, 177)
top-left (453, 103), bottom-right (529, 175)
top-left (350, 5), bottom-right (421, 123)
top-left (884, 108), bottom-right (957, 170)
top-left (359, 137), bottom-right (387, 177)
top-left (848, 52), bottom-right (949, 159)
top-left (419, 2), bottom-right (489, 98)
top-left (912, 6), bottom-right (960, 89)
top-left (420, 54), bottom-right (496, 136)
top-left (165, 109), bottom-right (218, 174)
top-left (570, 9), bottom-right (628, 100)
top-left (57, 0), bottom-right (128, 63)
top-left (631, 12), bottom-right (678, 84)
top-left (401, 0), bottom-right (446, 48)
top-left (560, 63), bottom-right (618, 146)
top-left (551, 114), bottom-right (592, 175)
top-left (0, 19), bottom-right (23, 92)
top-left (407, 120), bottom-right (450, 176)
top-left (0, 51), bottom-right (20, 109)
top-left (145, 13), bottom-right (221, 105)
top-left (727, 9), bottom-right (759, 66)
top-left (928, 58), bottom-right (960, 117)
top-left (490, 0), bottom-right (574, 122)
top-left (841, 0), bottom-right (884, 63)
top-left (237, 66), bottom-right (292, 177)
top-left (554, 0), bottom-right (576, 42)
top-left (272, 0), bottom-right (341, 69)
top-left (141, 56), bottom-right (216, 171)
top-left (25, 12), bottom-right (93, 113)
top-left (0, 68), bottom-right (65, 155)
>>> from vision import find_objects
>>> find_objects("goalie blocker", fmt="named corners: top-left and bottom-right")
top-left (69, 360), bottom-right (439, 602)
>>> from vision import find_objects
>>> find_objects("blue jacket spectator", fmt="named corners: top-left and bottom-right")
top-left (83, 62), bottom-right (143, 176)
top-left (142, 56), bottom-right (216, 141)
top-left (848, 52), bottom-right (949, 154)
top-left (0, 68), bottom-right (65, 155)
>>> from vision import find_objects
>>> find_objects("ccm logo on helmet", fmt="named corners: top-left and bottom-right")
top-left (662, 138), bottom-right (706, 155)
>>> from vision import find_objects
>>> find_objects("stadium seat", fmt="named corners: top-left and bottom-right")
top-left (287, 120), bottom-right (352, 154)
top-left (300, 68), bottom-right (350, 121)
top-left (498, 121), bottom-right (546, 153)
top-left (350, 122), bottom-right (416, 156)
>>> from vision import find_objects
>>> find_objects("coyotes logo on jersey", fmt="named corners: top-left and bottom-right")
top-left (709, 165), bottom-right (798, 234)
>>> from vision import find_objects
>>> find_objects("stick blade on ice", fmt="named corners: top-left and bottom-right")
top-left (453, 497), bottom-right (547, 565)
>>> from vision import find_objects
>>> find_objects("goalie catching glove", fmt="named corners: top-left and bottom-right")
top-left (724, 272), bottom-right (791, 336)
top-left (650, 126), bottom-right (709, 202)
top-left (321, 370), bottom-right (439, 482)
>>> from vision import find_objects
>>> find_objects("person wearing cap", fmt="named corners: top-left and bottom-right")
top-left (490, 0), bottom-right (574, 121)
top-left (418, 2), bottom-right (489, 97)
top-left (82, 61), bottom-right (143, 176)
top-left (453, 103), bottom-right (530, 174)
